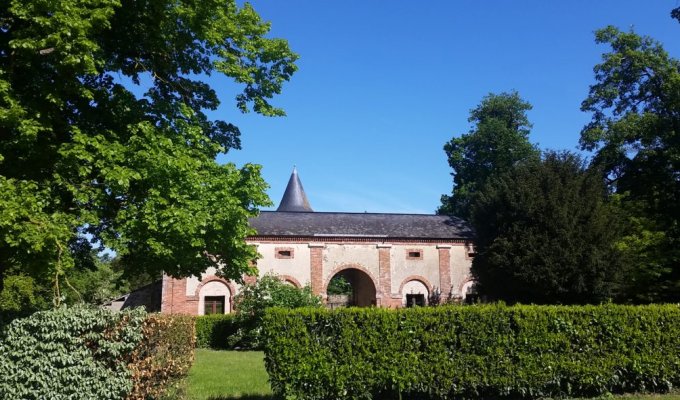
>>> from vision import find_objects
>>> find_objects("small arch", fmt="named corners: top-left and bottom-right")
top-left (398, 275), bottom-right (434, 296)
top-left (195, 276), bottom-right (236, 315)
top-left (459, 278), bottom-right (478, 302)
top-left (279, 274), bottom-right (302, 288)
top-left (399, 276), bottom-right (433, 307)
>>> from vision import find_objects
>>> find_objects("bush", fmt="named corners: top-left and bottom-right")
top-left (0, 305), bottom-right (195, 400)
top-left (263, 304), bottom-right (680, 400)
top-left (195, 314), bottom-right (238, 349)
top-left (127, 314), bottom-right (195, 399)
top-left (231, 274), bottom-right (321, 350)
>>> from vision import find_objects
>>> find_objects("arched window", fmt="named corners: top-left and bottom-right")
top-left (402, 280), bottom-right (429, 307)
top-left (198, 281), bottom-right (231, 315)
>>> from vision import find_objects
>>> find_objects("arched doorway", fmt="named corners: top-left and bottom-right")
top-left (326, 268), bottom-right (377, 308)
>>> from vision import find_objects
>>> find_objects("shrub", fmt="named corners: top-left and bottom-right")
top-left (263, 304), bottom-right (680, 400)
top-left (231, 274), bottom-right (321, 350)
top-left (127, 314), bottom-right (195, 399)
top-left (0, 305), bottom-right (195, 400)
top-left (195, 314), bottom-right (238, 349)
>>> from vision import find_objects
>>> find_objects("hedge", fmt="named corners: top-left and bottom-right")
top-left (262, 304), bottom-right (680, 400)
top-left (0, 305), bottom-right (195, 400)
top-left (195, 314), bottom-right (238, 349)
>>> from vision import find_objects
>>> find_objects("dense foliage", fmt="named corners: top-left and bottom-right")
top-left (128, 314), bottom-right (195, 399)
top-left (470, 151), bottom-right (626, 304)
top-left (0, 306), bottom-right (194, 399)
top-left (580, 24), bottom-right (680, 302)
top-left (195, 314), bottom-right (238, 349)
top-left (439, 91), bottom-right (539, 218)
top-left (263, 304), bottom-right (680, 400)
top-left (0, 0), bottom-right (297, 297)
top-left (230, 274), bottom-right (321, 349)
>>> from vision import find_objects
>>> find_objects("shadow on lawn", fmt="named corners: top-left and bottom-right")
top-left (207, 396), bottom-right (276, 400)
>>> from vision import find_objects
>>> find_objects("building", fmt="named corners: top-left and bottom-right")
top-left (159, 168), bottom-right (475, 315)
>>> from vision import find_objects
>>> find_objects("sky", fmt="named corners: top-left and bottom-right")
top-left (210, 1), bottom-right (680, 214)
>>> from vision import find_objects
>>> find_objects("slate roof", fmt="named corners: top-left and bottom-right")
top-left (249, 211), bottom-right (473, 239)
top-left (277, 167), bottom-right (313, 212)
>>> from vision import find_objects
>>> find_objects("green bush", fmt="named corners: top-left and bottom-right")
top-left (0, 305), bottom-right (195, 400)
top-left (262, 304), bottom-right (680, 400)
top-left (195, 314), bottom-right (238, 349)
top-left (231, 274), bottom-right (322, 350)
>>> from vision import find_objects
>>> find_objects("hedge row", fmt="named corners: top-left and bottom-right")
top-left (0, 306), bottom-right (195, 399)
top-left (195, 313), bottom-right (238, 349)
top-left (262, 304), bottom-right (680, 400)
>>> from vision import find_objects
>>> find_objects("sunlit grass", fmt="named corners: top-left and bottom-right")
top-left (185, 349), bottom-right (273, 400)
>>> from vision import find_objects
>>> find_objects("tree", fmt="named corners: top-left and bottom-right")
top-left (0, 0), bottom-right (298, 299)
top-left (580, 24), bottom-right (680, 302)
top-left (439, 91), bottom-right (539, 219)
top-left (470, 152), bottom-right (626, 304)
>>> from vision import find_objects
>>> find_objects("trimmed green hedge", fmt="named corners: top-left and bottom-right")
top-left (195, 314), bottom-right (238, 349)
top-left (0, 306), bottom-right (195, 399)
top-left (262, 304), bottom-right (680, 400)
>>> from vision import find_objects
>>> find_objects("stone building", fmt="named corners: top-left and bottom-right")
top-left (159, 168), bottom-right (475, 315)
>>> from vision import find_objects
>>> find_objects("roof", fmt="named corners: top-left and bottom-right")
top-left (277, 167), bottom-right (313, 212)
top-left (249, 211), bottom-right (473, 239)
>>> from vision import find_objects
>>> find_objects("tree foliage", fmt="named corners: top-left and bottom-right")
top-left (0, 0), bottom-right (298, 296)
top-left (439, 91), bottom-right (539, 218)
top-left (471, 152), bottom-right (626, 304)
top-left (580, 24), bottom-right (680, 302)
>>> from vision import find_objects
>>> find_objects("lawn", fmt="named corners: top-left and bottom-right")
top-left (185, 349), bottom-right (680, 400)
top-left (185, 349), bottom-right (273, 400)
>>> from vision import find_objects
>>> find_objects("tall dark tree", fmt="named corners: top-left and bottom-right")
top-left (580, 23), bottom-right (680, 302)
top-left (0, 0), bottom-right (298, 300)
top-left (439, 91), bottom-right (539, 219)
top-left (471, 152), bottom-right (626, 304)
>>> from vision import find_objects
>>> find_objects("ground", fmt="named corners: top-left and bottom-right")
top-left (184, 349), bottom-right (680, 400)
top-left (186, 349), bottom-right (272, 400)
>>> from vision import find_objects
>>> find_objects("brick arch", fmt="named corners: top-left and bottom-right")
top-left (194, 276), bottom-right (237, 313)
top-left (323, 263), bottom-right (379, 294)
top-left (279, 274), bottom-right (302, 288)
top-left (398, 275), bottom-right (434, 296)
top-left (459, 276), bottom-right (476, 296)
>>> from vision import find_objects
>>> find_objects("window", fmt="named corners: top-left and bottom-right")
top-left (204, 296), bottom-right (225, 315)
top-left (406, 249), bottom-right (423, 260)
top-left (275, 247), bottom-right (294, 259)
top-left (406, 294), bottom-right (425, 307)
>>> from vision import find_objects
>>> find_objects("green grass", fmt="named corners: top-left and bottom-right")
top-left (184, 349), bottom-right (680, 400)
top-left (185, 349), bottom-right (273, 400)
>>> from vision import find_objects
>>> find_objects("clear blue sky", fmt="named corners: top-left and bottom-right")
top-left (211, 1), bottom-right (680, 214)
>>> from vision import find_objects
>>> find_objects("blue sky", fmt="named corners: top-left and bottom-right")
top-left (211, 1), bottom-right (680, 214)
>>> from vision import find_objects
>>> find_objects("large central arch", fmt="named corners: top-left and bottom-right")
top-left (325, 266), bottom-right (377, 307)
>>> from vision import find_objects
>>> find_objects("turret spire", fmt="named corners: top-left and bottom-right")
top-left (277, 167), bottom-right (313, 212)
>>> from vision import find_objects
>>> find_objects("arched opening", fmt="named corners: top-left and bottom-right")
top-left (326, 268), bottom-right (376, 308)
top-left (198, 280), bottom-right (231, 315)
top-left (460, 280), bottom-right (478, 304)
top-left (402, 279), bottom-right (429, 307)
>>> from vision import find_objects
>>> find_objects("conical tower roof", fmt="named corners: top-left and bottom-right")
top-left (277, 167), bottom-right (313, 212)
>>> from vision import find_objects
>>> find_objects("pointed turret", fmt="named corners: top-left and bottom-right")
top-left (277, 167), bottom-right (313, 212)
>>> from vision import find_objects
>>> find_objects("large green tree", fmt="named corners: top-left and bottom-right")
top-left (580, 23), bottom-right (680, 302)
top-left (470, 152), bottom-right (626, 304)
top-left (439, 91), bottom-right (539, 219)
top-left (0, 0), bottom-right (297, 299)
